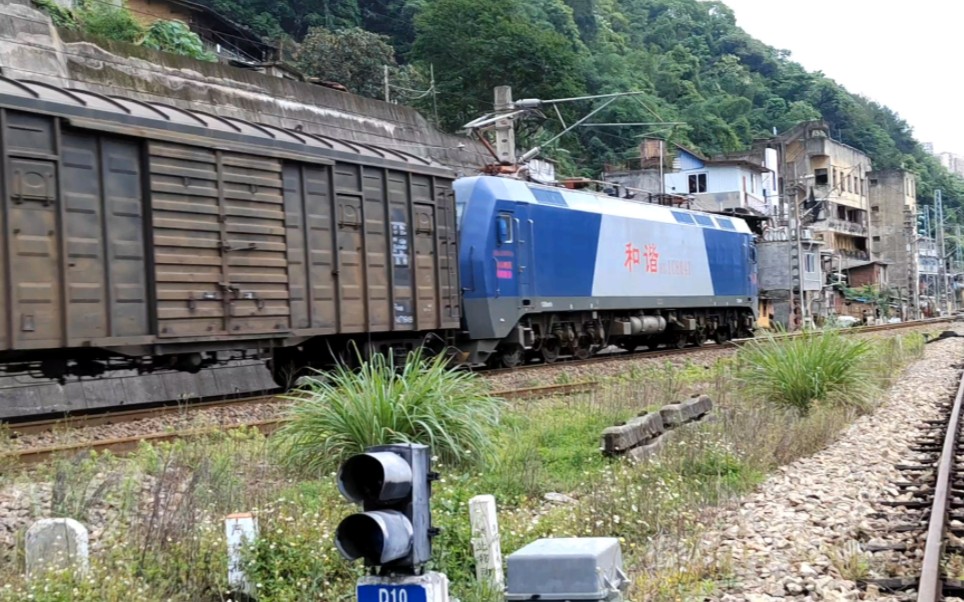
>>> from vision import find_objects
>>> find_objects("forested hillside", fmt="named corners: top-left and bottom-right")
top-left (204, 0), bottom-right (963, 208)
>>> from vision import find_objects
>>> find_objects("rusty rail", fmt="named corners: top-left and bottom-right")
top-left (3, 381), bottom-right (598, 466)
top-left (4, 394), bottom-right (283, 438)
top-left (917, 363), bottom-right (964, 601)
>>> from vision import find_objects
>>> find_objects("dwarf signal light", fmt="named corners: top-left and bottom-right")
top-left (334, 444), bottom-right (436, 574)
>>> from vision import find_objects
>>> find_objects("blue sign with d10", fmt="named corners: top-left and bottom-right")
top-left (357, 584), bottom-right (428, 602)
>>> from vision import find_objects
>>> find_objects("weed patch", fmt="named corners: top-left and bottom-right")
top-left (274, 349), bottom-right (504, 474)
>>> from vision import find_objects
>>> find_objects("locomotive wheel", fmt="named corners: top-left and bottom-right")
top-left (673, 334), bottom-right (688, 349)
top-left (499, 344), bottom-right (524, 369)
top-left (713, 328), bottom-right (731, 345)
top-left (646, 340), bottom-right (661, 351)
top-left (573, 335), bottom-right (592, 360)
top-left (691, 331), bottom-right (707, 347)
top-left (540, 338), bottom-right (560, 363)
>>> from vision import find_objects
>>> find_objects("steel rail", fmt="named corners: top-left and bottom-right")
top-left (918, 362), bottom-right (964, 601)
top-left (3, 381), bottom-right (600, 465)
top-left (5, 394), bottom-right (283, 437)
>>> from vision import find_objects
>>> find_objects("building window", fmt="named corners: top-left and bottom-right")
top-left (805, 253), bottom-right (816, 273)
top-left (814, 168), bottom-right (828, 185)
top-left (873, 236), bottom-right (881, 242)
top-left (688, 173), bottom-right (707, 193)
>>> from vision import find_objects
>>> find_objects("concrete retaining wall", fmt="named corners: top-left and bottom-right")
top-left (0, 1), bottom-right (490, 173)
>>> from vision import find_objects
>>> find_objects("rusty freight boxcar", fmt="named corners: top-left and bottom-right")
top-left (0, 76), bottom-right (459, 385)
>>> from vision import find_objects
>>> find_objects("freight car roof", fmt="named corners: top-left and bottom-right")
top-left (0, 77), bottom-right (452, 177)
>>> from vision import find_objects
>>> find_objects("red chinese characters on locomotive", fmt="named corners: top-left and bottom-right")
top-left (642, 244), bottom-right (659, 273)
top-left (624, 242), bottom-right (689, 276)
top-left (624, 243), bottom-right (641, 271)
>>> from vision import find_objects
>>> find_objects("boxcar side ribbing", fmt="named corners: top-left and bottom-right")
top-left (0, 77), bottom-right (458, 381)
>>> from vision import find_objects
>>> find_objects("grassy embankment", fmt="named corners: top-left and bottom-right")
top-left (0, 330), bottom-right (928, 601)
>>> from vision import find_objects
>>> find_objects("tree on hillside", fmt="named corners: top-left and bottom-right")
top-left (202, 0), bottom-right (361, 39)
top-left (412, 0), bottom-right (585, 131)
top-left (295, 27), bottom-right (397, 98)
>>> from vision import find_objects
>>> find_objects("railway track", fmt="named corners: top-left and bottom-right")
top-left (917, 361), bottom-right (964, 602)
top-left (2, 381), bottom-right (598, 465)
top-left (857, 341), bottom-right (964, 601)
top-left (1, 318), bottom-right (950, 466)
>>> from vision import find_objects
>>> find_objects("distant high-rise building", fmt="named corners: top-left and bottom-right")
top-left (938, 152), bottom-right (964, 178)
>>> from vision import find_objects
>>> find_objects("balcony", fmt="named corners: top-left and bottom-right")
top-left (827, 219), bottom-right (868, 237)
top-left (840, 248), bottom-right (870, 261)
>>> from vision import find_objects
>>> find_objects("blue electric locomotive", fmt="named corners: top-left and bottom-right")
top-left (455, 175), bottom-right (758, 368)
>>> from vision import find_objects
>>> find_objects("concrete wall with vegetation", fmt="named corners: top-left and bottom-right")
top-left (0, 0), bottom-right (490, 173)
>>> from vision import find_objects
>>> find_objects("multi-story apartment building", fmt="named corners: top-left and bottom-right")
top-left (601, 141), bottom-right (779, 216)
top-left (868, 169), bottom-right (919, 317)
top-left (771, 121), bottom-right (873, 264)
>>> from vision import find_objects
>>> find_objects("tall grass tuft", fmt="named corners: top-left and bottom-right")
top-left (737, 329), bottom-right (875, 414)
top-left (274, 349), bottom-right (504, 474)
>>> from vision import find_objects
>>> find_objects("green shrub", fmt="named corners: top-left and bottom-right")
top-left (32, 0), bottom-right (78, 28)
top-left (77, 0), bottom-right (144, 43)
top-left (737, 330), bottom-right (874, 414)
top-left (274, 349), bottom-right (504, 473)
top-left (141, 20), bottom-right (216, 61)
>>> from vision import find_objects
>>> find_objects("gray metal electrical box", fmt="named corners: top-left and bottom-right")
top-left (505, 537), bottom-right (628, 601)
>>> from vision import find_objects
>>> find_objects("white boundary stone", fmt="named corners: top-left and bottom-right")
top-left (225, 512), bottom-right (258, 595)
top-left (469, 494), bottom-right (504, 589)
top-left (25, 518), bottom-right (89, 577)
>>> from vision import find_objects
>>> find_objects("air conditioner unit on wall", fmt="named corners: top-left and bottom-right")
top-left (800, 228), bottom-right (813, 240)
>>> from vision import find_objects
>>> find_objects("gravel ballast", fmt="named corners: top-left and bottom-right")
top-left (703, 332), bottom-right (964, 601)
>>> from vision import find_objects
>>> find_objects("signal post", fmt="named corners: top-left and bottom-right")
top-left (334, 443), bottom-right (449, 602)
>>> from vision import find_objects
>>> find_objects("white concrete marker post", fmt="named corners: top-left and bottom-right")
top-left (225, 512), bottom-right (258, 595)
top-left (25, 518), bottom-right (89, 578)
top-left (468, 494), bottom-right (504, 589)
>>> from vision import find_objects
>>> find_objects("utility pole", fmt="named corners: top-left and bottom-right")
top-left (781, 136), bottom-right (808, 330)
top-left (936, 189), bottom-right (949, 314)
top-left (910, 205), bottom-right (921, 320)
top-left (384, 65), bottom-right (390, 103)
top-left (493, 86), bottom-right (516, 165)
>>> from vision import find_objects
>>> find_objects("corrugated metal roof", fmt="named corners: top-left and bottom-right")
top-left (0, 76), bottom-right (440, 169)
